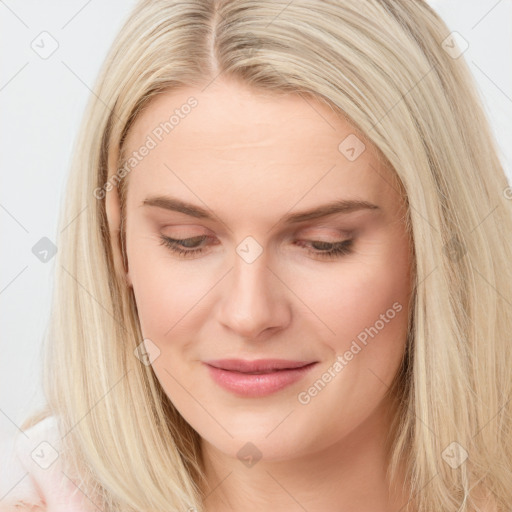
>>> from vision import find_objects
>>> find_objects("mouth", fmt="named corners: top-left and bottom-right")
top-left (202, 359), bottom-right (318, 397)
top-left (204, 358), bottom-right (317, 373)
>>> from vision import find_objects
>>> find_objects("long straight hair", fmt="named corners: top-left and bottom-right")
top-left (21, 1), bottom-right (512, 510)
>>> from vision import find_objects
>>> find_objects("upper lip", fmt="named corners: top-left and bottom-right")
top-left (204, 359), bottom-right (317, 373)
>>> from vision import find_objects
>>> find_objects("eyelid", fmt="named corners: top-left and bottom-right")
top-left (300, 227), bottom-right (352, 236)
top-left (161, 224), bottom-right (353, 237)
top-left (160, 225), bottom-right (213, 238)
top-left (297, 225), bottom-right (354, 239)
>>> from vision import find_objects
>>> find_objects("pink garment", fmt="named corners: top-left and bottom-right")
top-left (0, 416), bottom-right (96, 512)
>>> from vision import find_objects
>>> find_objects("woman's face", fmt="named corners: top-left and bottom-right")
top-left (121, 78), bottom-right (413, 463)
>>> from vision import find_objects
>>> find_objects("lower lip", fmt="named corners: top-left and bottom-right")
top-left (204, 363), bottom-right (318, 397)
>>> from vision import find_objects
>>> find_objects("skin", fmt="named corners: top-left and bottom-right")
top-left (119, 77), bottom-right (414, 511)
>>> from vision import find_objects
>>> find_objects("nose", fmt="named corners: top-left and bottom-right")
top-left (215, 247), bottom-right (292, 340)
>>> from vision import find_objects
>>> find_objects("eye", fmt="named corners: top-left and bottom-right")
top-left (159, 234), bottom-right (210, 258)
top-left (159, 234), bottom-right (354, 260)
top-left (294, 239), bottom-right (354, 260)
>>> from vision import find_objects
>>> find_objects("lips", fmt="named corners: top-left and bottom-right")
top-left (204, 358), bottom-right (316, 374)
top-left (203, 359), bottom-right (318, 397)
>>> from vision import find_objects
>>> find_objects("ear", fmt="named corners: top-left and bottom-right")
top-left (105, 184), bottom-right (132, 288)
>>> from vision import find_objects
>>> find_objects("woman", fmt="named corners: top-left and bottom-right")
top-left (2, 0), bottom-right (511, 511)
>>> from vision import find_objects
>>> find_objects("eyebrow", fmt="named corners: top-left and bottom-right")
top-left (141, 195), bottom-right (380, 224)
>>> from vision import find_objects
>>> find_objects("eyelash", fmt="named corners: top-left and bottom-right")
top-left (158, 235), bottom-right (354, 260)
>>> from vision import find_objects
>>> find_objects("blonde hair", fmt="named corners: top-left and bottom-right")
top-left (20, 0), bottom-right (512, 510)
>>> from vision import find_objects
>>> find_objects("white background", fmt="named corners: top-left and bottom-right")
top-left (1, 0), bottom-right (511, 458)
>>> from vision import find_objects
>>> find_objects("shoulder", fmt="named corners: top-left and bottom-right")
top-left (0, 416), bottom-right (96, 512)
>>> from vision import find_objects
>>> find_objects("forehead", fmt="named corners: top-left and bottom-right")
top-left (122, 79), bottom-right (400, 218)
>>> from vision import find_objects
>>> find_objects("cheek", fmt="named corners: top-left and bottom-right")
top-left (126, 231), bottom-right (194, 337)
top-left (293, 241), bottom-right (411, 364)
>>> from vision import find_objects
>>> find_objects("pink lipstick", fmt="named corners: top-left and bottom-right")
top-left (203, 359), bottom-right (318, 397)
